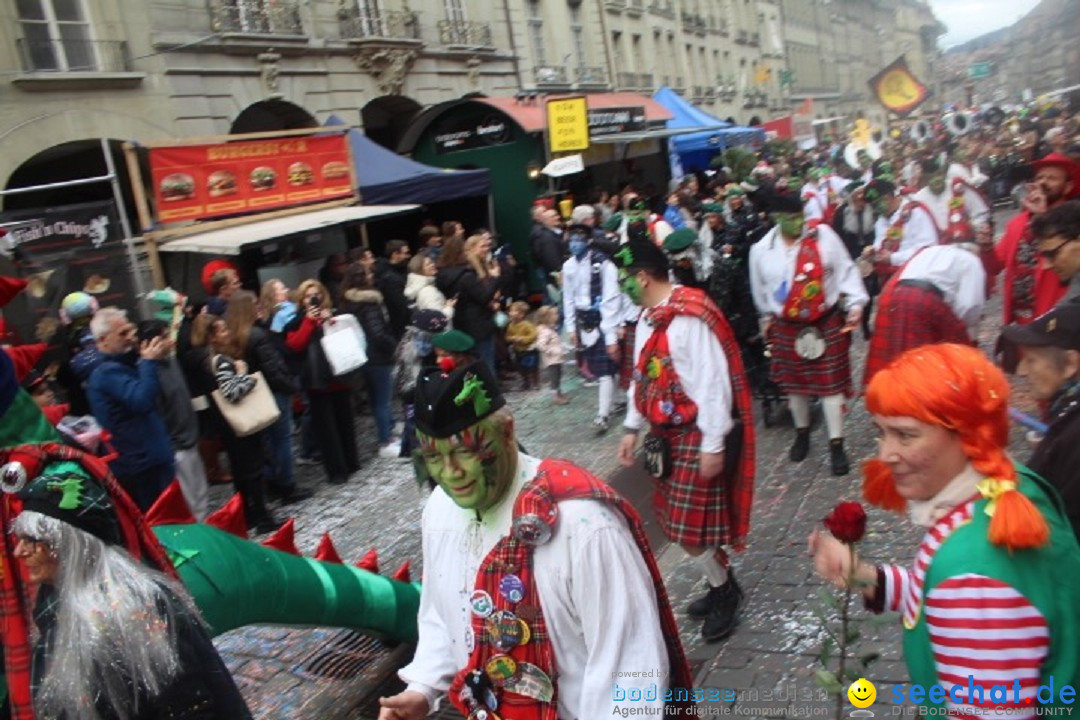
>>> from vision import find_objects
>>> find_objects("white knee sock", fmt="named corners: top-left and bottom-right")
top-left (789, 394), bottom-right (811, 429)
top-left (822, 394), bottom-right (845, 440)
top-left (694, 551), bottom-right (730, 587)
top-left (598, 375), bottom-right (615, 418)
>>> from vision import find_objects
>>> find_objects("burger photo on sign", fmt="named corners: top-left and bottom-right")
top-left (322, 160), bottom-right (350, 180)
top-left (288, 162), bottom-right (314, 187)
top-left (160, 173), bottom-right (195, 202)
top-left (250, 166), bottom-right (277, 191)
top-left (207, 170), bottom-right (238, 198)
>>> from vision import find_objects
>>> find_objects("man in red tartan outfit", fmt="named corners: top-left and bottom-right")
top-left (749, 190), bottom-right (868, 476)
top-left (614, 237), bottom-right (756, 643)
top-left (380, 360), bottom-right (691, 720)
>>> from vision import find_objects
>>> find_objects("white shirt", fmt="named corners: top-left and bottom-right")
top-left (561, 252), bottom-right (621, 346)
top-left (912, 186), bottom-right (991, 231)
top-left (898, 244), bottom-right (986, 335)
top-left (801, 183), bottom-right (827, 221)
top-left (748, 223), bottom-right (869, 318)
top-left (399, 453), bottom-right (669, 719)
top-left (947, 161), bottom-right (988, 189)
top-left (872, 200), bottom-right (939, 266)
top-left (623, 290), bottom-right (733, 453)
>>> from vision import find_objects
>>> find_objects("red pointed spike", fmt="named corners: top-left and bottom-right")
top-left (205, 494), bottom-right (248, 538)
top-left (315, 533), bottom-right (343, 564)
top-left (40, 403), bottom-right (69, 427)
top-left (391, 560), bottom-right (411, 583)
top-left (354, 548), bottom-right (379, 573)
top-left (261, 518), bottom-right (299, 554)
top-left (144, 481), bottom-right (196, 527)
top-left (4, 343), bottom-right (47, 381)
top-left (0, 276), bottom-right (28, 308)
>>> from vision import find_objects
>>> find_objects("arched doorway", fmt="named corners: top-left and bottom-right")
top-left (230, 99), bottom-right (318, 134)
top-left (361, 95), bottom-right (422, 151)
top-left (3, 139), bottom-right (138, 231)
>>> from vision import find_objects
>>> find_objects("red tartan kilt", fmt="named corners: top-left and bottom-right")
top-left (650, 425), bottom-right (732, 547)
top-left (863, 283), bottom-right (973, 386)
top-left (618, 322), bottom-right (636, 391)
top-left (768, 311), bottom-right (852, 397)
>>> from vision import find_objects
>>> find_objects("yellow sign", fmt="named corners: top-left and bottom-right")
top-left (546, 97), bottom-right (589, 154)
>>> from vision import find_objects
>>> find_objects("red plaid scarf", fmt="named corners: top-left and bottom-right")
top-left (640, 286), bottom-right (756, 550)
top-left (782, 222), bottom-right (829, 323)
top-left (449, 458), bottom-right (693, 719)
top-left (1011, 214), bottom-right (1039, 322)
top-left (0, 443), bottom-right (178, 719)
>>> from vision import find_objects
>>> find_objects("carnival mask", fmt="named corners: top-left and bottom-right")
top-left (777, 213), bottom-right (805, 239)
top-left (416, 415), bottom-right (517, 512)
top-left (618, 268), bottom-right (645, 306)
top-left (928, 174), bottom-right (946, 195)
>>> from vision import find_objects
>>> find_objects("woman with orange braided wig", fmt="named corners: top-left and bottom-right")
top-left (810, 343), bottom-right (1080, 717)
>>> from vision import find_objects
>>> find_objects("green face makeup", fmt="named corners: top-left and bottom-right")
top-left (417, 416), bottom-right (517, 511)
top-left (777, 213), bottom-right (805, 239)
top-left (618, 269), bottom-right (644, 305)
top-left (928, 174), bottom-right (946, 195)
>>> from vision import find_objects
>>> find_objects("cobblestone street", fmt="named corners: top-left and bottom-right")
top-left (216, 238), bottom-right (1035, 719)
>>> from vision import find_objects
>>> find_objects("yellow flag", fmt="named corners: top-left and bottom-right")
top-left (867, 56), bottom-right (930, 118)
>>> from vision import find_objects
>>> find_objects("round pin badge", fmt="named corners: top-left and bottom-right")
top-left (518, 618), bottom-right (532, 645)
top-left (512, 514), bottom-right (552, 546)
top-left (516, 603), bottom-right (539, 623)
top-left (498, 574), bottom-right (525, 604)
top-left (470, 590), bottom-right (495, 618)
top-left (484, 653), bottom-right (519, 687)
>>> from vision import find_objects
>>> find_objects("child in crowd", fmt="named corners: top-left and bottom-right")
top-left (534, 305), bottom-right (569, 405)
top-left (504, 300), bottom-right (539, 390)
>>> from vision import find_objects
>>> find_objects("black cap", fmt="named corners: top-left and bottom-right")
top-left (758, 189), bottom-right (804, 214)
top-left (864, 178), bottom-right (897, 202)
top-left (414, 361), bottom-right (507, 438)
top-left (1002, 302), bottom-right (1080, 350)
top-left (16, 465), bottom-right (123, 546)
top-left (411, 309), bottom-right (449, 334)
top-left (613, 237), bottom-right (669, 273)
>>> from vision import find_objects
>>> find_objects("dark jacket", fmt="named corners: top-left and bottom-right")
top-left (529, 223), bottom-right (564, 277)
top-left (436, 265), bottom-right (499, 342)
top-left (86, 352), bottom-right (174, 478)
top-left (32, 584), bottom-right (253, 720)
top-left (374, 258), bottom-right (410, 340)
top-left (239, 325), bottom-right (297, 395)
top-left (341, 288), bottom-right (398, 366)
top-left (1027, 391), bottom-right (1080, 541)
top-left (154, 356), bottom-right (200, 451)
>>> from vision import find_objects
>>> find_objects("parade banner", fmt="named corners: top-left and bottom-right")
top-left (149, 134), bottom-right (353, 224)
top-left (868, 56), bottom-right (931, 118)
top-left (0, 201), bottom-right (134, 345)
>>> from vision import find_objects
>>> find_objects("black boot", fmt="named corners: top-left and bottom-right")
top-left (686, 585), bottom-right (724, 619)
top-left (830, 438), bottom-right (850, 476)
top-left (789, 428), bottom-right (811, 462)
top-left (701, 573), bottom-right (746, 643)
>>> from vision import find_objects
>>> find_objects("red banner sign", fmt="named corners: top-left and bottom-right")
top-left (149, 134), bottom-right (353, 224)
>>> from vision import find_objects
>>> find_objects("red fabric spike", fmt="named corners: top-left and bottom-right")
top-left (40, 403), bottom-right (69, 427)
top-left (4, 343), bottom-right (46, 381)
top-left (354, 548), bottom-right (379, 573)
top-left (262, 518), bottom-right (299, 555)
top-left (315, 533), bottom-right (343, 564)
top-left (391, 561), bottom-right (411, 583)
top-left (0, 276), bottom-right (28, 308)
top-left (144, 481), bottom-right (196, 527)
top-left (205, 494), bottom-right (248, 538)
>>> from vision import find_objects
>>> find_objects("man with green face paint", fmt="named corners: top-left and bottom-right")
top-left (913, 158), bottom-right (992, 245)
top-left (749, 190), bottom-right (868, 476)
top-left (866, 177), bottom-right (939, 286)
top-left (615, 237), bottom-right (757, 643)
top-left (381, 360), bottom-right (692, 720)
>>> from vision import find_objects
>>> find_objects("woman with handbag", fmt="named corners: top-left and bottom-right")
top-left (226, 291), bottom-right (313, 505)
top-left (436, 235), bottom-right (501, 373)
top-left (185, 314), bottom-right (282, 533)
top-left (341, 265), bottom-right (401, 459)
top-left (285, 279), bottom-right (361, 485)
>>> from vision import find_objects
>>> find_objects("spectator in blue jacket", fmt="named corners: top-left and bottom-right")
top-left (86, 307), bottom-right (175, 511)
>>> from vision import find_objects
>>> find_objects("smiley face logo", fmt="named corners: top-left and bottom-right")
top-left (848, 678), bottom-right (876, 708)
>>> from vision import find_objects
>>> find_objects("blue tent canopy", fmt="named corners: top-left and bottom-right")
top-left (652, 87), bottom-right (765, 170)
top-left (325, 115), bottom-right (490, 205)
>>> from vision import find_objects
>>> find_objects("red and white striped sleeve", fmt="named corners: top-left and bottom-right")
top-left (925, 573), bottom-right (1049, 720)
top-left (878, 563), bottom-right (912, 613)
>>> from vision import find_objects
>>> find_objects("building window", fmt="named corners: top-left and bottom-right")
top-left (570, 6), bottom-right (586, 69)
top-left (527, 1), bottom-right (545, 65)
top-left (350, 0), bottom-right (383, 35)
top-left (444, 0), bottom-right (466, 23)
top-left (16, 0), bottom-right (94, 71)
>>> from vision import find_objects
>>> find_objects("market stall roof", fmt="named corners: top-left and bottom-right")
top-left (589, 127), bottom-right (705, 144)
top-left (397, 92), bottom-right (673, 152)
top-left (157, 204), bottom-right (419, 256)
top-left (324, 115), bottom-right (490, 204)
top-left (652, 87), bottom-right (765, 163)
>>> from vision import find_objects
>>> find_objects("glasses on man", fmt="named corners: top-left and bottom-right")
top-left (1039, 238), bottom-right (1075, 261)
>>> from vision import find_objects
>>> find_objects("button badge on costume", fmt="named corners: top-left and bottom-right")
top-left (499, 574), bottom-right (525, 604)
top-left (504, 661), bottom-right (555, 703)
top-left (512, 514), bottom-right (552, 546)
top-left (486, 609), bottom-right (524, 651)
top-left (470, 589), bottom-right (495, 618)
top-left (484, 653), bottom-right (520, 686)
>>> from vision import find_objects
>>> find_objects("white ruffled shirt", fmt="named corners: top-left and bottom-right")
top-left (399, 453), bottom-right (669, 718)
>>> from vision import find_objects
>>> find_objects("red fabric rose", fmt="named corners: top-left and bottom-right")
top-left (823, 501), bottom-right (867, 544)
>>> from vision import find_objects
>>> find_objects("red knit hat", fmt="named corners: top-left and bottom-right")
top-left (200, 260), bottom-right (238, 295)
top-left (0, 276), bottom-right (28, 308)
